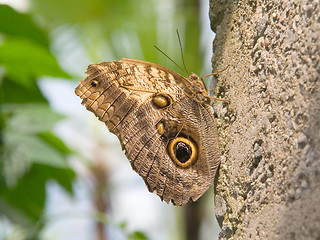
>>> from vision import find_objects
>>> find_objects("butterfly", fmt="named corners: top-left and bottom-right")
top-left (75, 57), bottom-right (221, 205)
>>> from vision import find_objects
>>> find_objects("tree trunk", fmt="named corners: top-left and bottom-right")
top-left (209, 1), bottom-right (320, 239)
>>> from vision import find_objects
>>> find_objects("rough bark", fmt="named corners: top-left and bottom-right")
top-left (209, 1), bottom-right (320, 239)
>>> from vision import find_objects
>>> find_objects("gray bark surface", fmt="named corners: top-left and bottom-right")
top-left (209, 1), bottom-right (320, 239)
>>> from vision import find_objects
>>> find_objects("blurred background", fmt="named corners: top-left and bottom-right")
top-left (0, 0), bottom-right (219, 239)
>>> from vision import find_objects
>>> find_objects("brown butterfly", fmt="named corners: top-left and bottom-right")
top-left (75, 57), bottom-right (220, 205)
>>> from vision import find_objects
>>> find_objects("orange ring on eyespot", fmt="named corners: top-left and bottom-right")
top-left (168, 137), bottom-right (197, 168)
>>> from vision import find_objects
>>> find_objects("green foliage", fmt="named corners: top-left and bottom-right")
top-left (0, 4), bottom-right (75, 237)
top-left (1, 0), bottom-right (209, 238)
top-left (29, 0), bottom-right (205, 76)
top-left (128, 231), bottom-right (149, 240)
top-left (0, 164), bottom-right (74, 228)
top-left (0, 4), bottom-right (48, 46)
top-left (0, 38), bottom-right (70, 87)
top-left (2, 104), bottom-right (71, 187)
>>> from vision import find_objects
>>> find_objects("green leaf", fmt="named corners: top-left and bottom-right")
top-left (118, 221), bottom-right (127, 229)
top-left (0, 76), bottom-right (47, 104)
top-left (0, 4), bottom-right (48, 47)
top-left (0, 164), bottom-right (75, 228)
top-left (38, 132), bottom-right (71, 155)
top-left (2, 132), bottom-right (71, 187)
top-left (0, 5), bottom-right (75, 238)
top-left (30, 0), bottom-right (132, 26)
top-left (2, 103), bottom-right (63, 134)
top-left (1, 103), bottom-right (70, 187)
top-left (0, 38), bottom-right (71, 87)
top-left (128, 231), bottom-right (149, 240)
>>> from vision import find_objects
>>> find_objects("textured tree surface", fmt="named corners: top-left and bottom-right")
top-left (209, 1), bottom-right (320, 239)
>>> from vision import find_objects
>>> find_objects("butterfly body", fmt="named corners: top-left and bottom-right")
top-left (75, 58), bottom-right (220, 205)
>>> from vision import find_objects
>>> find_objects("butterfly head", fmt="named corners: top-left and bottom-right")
top-left (187, 73), bottom-right (211, 105)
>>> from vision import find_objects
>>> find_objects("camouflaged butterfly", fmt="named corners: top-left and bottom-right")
top-left (75, 58), bottom-right (220, 205)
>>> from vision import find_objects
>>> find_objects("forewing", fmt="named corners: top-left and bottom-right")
top-left (75, 60), bottom-right (220, 205)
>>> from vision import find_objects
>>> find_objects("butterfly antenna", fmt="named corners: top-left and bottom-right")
top-left (154, 45), bottom-right (188, 76)
top-left (176, 29), bottom-right (189, 75)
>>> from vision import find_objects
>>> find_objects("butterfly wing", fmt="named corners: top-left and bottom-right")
top-left (75, 59), bottom-right (220, 205)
